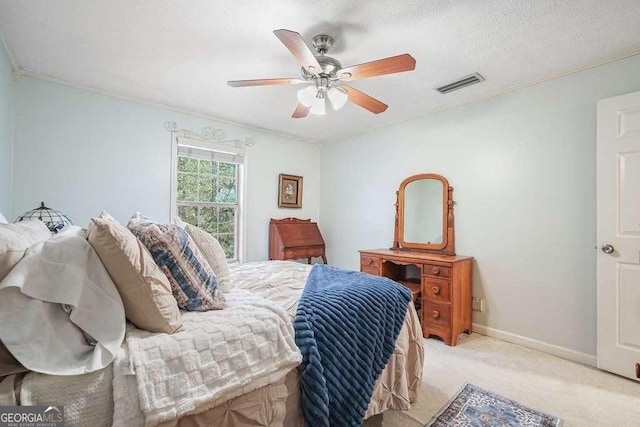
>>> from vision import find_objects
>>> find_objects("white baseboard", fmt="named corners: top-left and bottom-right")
top-left (472, 323), bottom-right (597, 367)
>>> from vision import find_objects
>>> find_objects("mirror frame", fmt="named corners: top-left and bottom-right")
top-left (392, 173), bottom-right (455, 255)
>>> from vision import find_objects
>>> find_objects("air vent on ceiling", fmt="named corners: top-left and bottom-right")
top-left (435, 73), bottom-right (485, 94)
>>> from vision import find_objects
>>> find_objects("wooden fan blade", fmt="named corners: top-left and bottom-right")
top-left (339, 54), bottom-right (416, 81)
top-left (273, 29), bottom-right (322, 74)
top-left (342, 85), bottom-right (388, 114)
top-left (227, 78), bottom-right (305, 87)
top-left (292, 103), bottom-right (311, 118)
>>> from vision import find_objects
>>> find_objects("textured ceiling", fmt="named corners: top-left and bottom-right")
top-left (1, 0), bottom-right (640, 142)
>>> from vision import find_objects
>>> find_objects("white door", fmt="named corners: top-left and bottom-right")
top-left (597, 90), bottom-right (640, 381)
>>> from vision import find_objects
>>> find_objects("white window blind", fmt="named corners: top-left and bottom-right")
top-left (177, 144), bottom-right (245, 165)
top-left (177, 137), bottom-right (246, 164)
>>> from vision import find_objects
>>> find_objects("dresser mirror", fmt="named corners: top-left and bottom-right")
top-left (392, 173), bottom-right (456, 255)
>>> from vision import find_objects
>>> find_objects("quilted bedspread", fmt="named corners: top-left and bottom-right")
top-left (294, 264), bottom-right (413, 427)
top-left (112, 289), bottom-right (302, 427)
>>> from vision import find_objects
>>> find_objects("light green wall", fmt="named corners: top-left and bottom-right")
top-left (11, 78), bottom-right (321, 261)
top-left (0, 41), bottom-right (12, 217)
top-left (7, 47), bottom-right (640, 358)
top-left (320, 54), bottom-right (640, 357)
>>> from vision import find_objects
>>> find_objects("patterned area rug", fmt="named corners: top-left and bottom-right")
top-left (427, 383), bottom-right (563, 427)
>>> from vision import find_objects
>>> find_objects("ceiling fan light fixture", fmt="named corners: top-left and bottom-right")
top-left (328, 87), bottom-right (348, 110)
top-left (297, 85), bottom-right (317, 106)
top-left (309, 97), bottom-right (326, 115)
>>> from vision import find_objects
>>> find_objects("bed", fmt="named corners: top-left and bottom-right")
top-left (1, 259), bottom-right (423, 426)
top-left (0, 220), bottom-right (423, 427)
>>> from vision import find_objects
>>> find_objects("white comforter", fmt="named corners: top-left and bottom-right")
top-left (113, 281), bottom-right (303, 427)
top-left (230, 260), bottom-right (311, 316)
top-left (0, 227), bottom-right (125, 375)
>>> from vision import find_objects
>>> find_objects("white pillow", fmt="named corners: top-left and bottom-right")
top-left (0, 220), bottom-right (52, 282)
top-left (0, 212), bottom-right (7, 224)
top-left (0, 227), bottom-right (125, 375)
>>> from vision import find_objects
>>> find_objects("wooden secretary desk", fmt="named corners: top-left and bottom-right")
top-left (269, 218), bottom-right (327, 264)
top-left (360, 174), bottom-right (474, 346)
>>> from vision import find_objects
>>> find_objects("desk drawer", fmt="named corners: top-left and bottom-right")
top-left (423, 277), bottom-right (451, 302)
top-left (283, 247), bottom-right (324, 260)
top-left (423, 263), bottom-right (452, 278)
top-left (361, 265), bottom-right (381, 276)
top-left (423, 300), bottom-right (451, 328)
top-left (360, 256), bottom-right (381, 268)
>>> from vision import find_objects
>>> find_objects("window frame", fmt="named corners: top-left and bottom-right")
top-left (170, 136), bottom-right (247, 262)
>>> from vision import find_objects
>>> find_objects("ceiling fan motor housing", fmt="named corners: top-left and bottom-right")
top-left (312, 34), bottom-right (334, 54)
top-left (299, 34), bottom-right (342, 81)
top-left (301, 55), bottom-right (342, 80)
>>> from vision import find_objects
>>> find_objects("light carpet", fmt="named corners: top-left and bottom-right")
top-left (364, 333), bottom-right (640, 427)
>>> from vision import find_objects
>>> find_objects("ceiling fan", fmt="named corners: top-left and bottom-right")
top-left (227, 29), bottom-right (416, 118)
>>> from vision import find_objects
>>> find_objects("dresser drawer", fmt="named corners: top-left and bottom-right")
top-left (361, 266), bottom-right (381, 276)
top-left (423, 277), bottom-right (451, 302)
top-left (423, 300), bottom-right (452, 328)
top-left (423, 263), bottom-right (452, 278)
top-left (360, 256), bottom-right (381, 268)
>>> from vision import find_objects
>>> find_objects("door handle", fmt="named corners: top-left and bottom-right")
top-left (601, 244), bottom-right (615, 254)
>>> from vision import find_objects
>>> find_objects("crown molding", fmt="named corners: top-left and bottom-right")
top-left (320, 49), bottom-right (640, 144)
top-left (7, 36), bottom-right (639, 146)
top-left (12, 67), bottom-right (27, 81)
top-left (0, 27), bottom-right (20, 75)
top-left (14, 69), bottom-right (320, 145)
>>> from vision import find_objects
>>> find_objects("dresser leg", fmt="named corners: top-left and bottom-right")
top-left (308, 257), bottom-right (312, 264)
top-left (321, 255), bottom-right (328, 264)
top-left (450, 334), bottom-right (458, 346)
top-left (424, 331), bottom-right (454, 346)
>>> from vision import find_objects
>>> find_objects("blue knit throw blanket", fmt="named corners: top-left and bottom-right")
top-left (293, 264), bottom-right (412, 427)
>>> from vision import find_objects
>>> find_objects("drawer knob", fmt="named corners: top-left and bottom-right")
top-left (432, 310), bottom-right (440, 319)
top-left (363, 258), bottom-right (373, 266)
top-left (431, 266), bottom-right (440, 275)
top-left (432, 286), bottom-right (440, 295)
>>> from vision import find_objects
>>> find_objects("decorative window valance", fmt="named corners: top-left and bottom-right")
top-left (164, 121), bottom-right (254, 164)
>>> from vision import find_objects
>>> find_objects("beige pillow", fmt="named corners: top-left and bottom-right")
top-left (175, 218), bottom-right (232, 293)
top-left (86, 213), bottom-right (182, 333)
top-left (0, 220), bottom-right (51, 282)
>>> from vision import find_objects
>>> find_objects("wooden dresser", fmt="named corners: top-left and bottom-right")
top-left (269, 218), bottom-right (327, 264)
top-left (359, 249), bottom-right (473, 346)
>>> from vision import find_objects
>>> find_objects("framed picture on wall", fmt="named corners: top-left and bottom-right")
top-left (278, 174), bottom-right (303, 208)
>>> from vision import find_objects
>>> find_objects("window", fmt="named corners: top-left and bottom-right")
top-left (173, 141), bottom-right (244, 261)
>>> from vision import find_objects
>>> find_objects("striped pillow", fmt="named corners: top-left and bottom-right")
top-left (174, 217), bottom-right (232, 293)
top-left (128, 219), bottom-right (225, 311)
